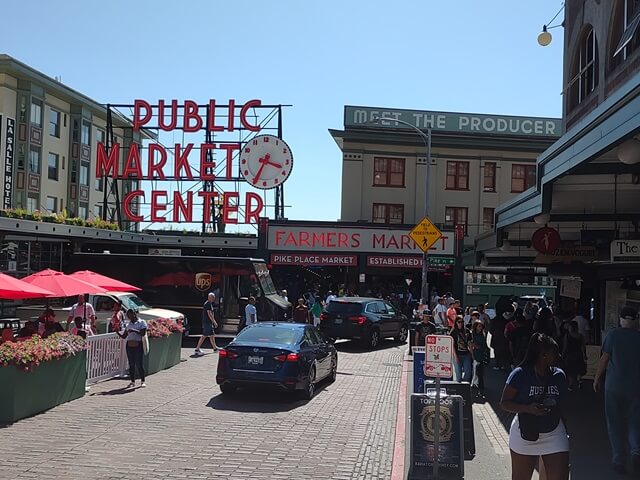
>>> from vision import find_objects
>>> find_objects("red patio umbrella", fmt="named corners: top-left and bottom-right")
top-left (21, 269), bottom-right (107, 298)
top-left (0, 272), bottom-right (55, 300)
top-left (69, 270), bottom-right (141, 292)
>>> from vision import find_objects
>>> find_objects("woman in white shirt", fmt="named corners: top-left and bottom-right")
top-left (116, 309), bottom-right (148, 388)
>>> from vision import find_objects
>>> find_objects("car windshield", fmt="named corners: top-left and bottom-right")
top-left (326, 302), bottom-right (362, 315)
top-left (119, 294), bottom-right (151, 311)
top-left (235, 325), bottom-right (302, 345)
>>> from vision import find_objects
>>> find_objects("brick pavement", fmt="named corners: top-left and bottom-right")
top-left (0, 340), bottom-right (405, 480)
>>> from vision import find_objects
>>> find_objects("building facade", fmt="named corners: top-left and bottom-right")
top-left (331, 106), bottom-right (562, 246)
top-left (478, 0), bottom-right (640, 344)
top-left (0, 55), bottom-right (143, 230)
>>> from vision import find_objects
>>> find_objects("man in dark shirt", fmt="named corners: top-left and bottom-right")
top-left (507, 312), bottom-right (534, 367)
top-left (292, 298), bottom-right (310, 323)
top-left (415, 309), bottom-right (437, 347)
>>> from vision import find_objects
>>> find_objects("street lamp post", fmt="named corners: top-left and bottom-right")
top-left (370, 117), bottom-right (432, 305)
top-left (370, 117), bottom-right (440, 478)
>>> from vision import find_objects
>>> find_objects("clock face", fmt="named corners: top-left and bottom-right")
top-left (240, 135), bottom-right (293, 189)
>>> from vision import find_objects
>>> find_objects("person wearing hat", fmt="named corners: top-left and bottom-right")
top-left (415, 307), bottom-right (437, 349)
top-left (594, 306), bottom-right (640, 475)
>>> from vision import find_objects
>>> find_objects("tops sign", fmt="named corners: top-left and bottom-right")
top-left (268, 225), bottom-right (454, 255)
top-left (345, 105), bottom-right (562, 137)
top-left (96, 99), bottom-right (281, 225)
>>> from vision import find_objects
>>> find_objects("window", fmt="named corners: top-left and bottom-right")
top-left (511, 164), bottom-right (536, 193)
top-left (81, 121), bottom-right (91, 145)
top-left (96, 129), bottom-right (105, 145)
top-left (483, 162), bottom-right (496, 192)
top-left (611, 0), bottom-right (640, 70)
top-left (79, 163), bottom-right (89, 186)
top-left (444, 207), bottom-right (468, 235)
top-left (29, 147), bottom-right (41, 174)
top-left (46, 196), bottom-right (57, 213)
top-left (372, 203), bottom-right (404, 224)
top-left (26, 196), bottom-right (38, 212)
top-left (95, 176), bottom-right (104, 192)
top-left (78, 205), bottom-right (88, 219)
top-left (483, 208), bottom-right (495, 231)
top-left (568, 27), bottom-right (598, 109)
top-left (373, 157), bottom-right (405, 187)
top-left (30, 99), bottom-right (42, 127)
top-left (49, 110), bottom-right (60, 137)
top-left (47, 153), bottom-right (59, 180)
top-left (71, 160), bottom-right (77, 183)
top-left (446, 161), bottom-right (469, 190)
top-left (94, 204), bottom-right (103, 219)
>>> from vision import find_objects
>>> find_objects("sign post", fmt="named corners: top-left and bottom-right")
top-left (424, 334), bottom-right (454, 478)
top-left (409, 215), bottom-right (442, 306)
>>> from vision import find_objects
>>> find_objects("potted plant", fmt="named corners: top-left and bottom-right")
top-left (0, 333), bottom-right (87, 422)
top-left (143, 318), bottom-right (184, 375)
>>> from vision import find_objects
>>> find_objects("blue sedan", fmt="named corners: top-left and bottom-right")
top-left (216, 322), bottom-right (338, 399)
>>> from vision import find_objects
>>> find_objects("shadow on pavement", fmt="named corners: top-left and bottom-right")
top-left (206, 381), bottom-right (333, 413)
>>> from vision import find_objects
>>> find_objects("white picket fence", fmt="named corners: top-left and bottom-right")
top-left (85, 333), bottom-right (128, 384)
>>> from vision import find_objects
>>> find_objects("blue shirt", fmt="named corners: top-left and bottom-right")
top-left (123, 319), bottom-right (147, 342)
top-left (602, 327), bottom-right (640, 394)
top-left (506, 366), bottom-right (567, 433)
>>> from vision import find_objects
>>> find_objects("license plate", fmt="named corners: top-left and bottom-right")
top-left (247, 356), bottom-right (264, 365)
top-left (334, 318), bottom-right (343, 324)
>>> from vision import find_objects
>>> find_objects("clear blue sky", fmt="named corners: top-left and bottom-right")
top-left (1, 0), bottom-right (564, 228)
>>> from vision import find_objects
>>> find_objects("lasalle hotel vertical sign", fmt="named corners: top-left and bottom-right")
top-left (2, 115), bottom-right (16, 209)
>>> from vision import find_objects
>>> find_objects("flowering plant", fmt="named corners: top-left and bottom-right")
top-left (146, 318), bottom-right (184, 338)
top-left (0, 333), bottom-right (87, 371)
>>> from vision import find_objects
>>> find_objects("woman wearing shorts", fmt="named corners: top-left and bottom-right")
top-left (500, 333), bottom-right (570, 480)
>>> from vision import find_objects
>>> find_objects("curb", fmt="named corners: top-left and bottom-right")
top-left (390, 351), bottom-right (411, 480)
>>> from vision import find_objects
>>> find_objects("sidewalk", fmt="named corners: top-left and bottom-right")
top-left (395, 354), bottom-right (613, 479)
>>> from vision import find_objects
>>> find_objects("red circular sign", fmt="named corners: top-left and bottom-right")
top-left (531, 227), bottom-right (561, 254)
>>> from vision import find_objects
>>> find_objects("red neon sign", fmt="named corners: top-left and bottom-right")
top-left (97, 99), bottom-right (268, 224)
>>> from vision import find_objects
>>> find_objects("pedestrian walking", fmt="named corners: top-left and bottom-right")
top-left (490, 306), bottom-right (511, 370)
top-left (310, 297), bottom-right (323, 327)
top-left (116, 309), bottom-right (148, 388)
top-left (500, 333), bottom-right (570, 480)
top-left (415, 308), bottom-right (437, 347)
top-left (446, 299), bottom-right (458, 329)
top-left (245, 296), bottom-right (258, 326)
top-left (561, 321), bottom-right (586, 391)
top-left (195, 292), bottom-right (218, 356)
top-left (534, 307), bottom-right (557, 338)
top-left (594, 306), bottom-right (640, 476)
top-left (66, 294), bottom-right (96, 334)
top-left (292, 298), bottom-right (310, 323)
top-left (450, 316), bottom-right (473, 383)
top-left (477, 303), bottom-right (491, 330)
top-left (433, 296), bottom-right (448, 329)
top-left (108, 300), bottom-right (125, 333)
top-left (507, 310), bottom-right (534, 369)
top-left (470, 320), bottom-right (490, 397)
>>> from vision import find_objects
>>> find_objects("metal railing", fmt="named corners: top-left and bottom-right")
top-left (85, 333), bottom-right (127, 384)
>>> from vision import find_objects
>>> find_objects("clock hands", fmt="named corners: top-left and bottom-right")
top-left (252, 154), bottom-right (282, 185)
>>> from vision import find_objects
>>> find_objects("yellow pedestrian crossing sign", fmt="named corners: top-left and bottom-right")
top-left (409, 217), bottom-right (442, 253)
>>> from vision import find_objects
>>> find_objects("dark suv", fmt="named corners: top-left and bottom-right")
top-left (319, 297), bottom-right (409, 349)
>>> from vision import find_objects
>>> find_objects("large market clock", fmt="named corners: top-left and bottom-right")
top-left (240, 134), bottom-right (293, 189)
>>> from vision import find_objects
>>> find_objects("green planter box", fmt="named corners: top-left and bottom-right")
top-left (0, 351), bottom-right (87, 423)
top-left (143, 333), bottom-right (182, 376)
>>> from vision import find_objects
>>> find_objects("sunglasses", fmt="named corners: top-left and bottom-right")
top-left (456, 321), bottom-right (464, 324)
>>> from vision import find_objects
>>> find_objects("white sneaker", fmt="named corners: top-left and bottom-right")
top-left (195, 348), bottom-right (204, 356)
top-left (140, 382), bottom-right (147, 388)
